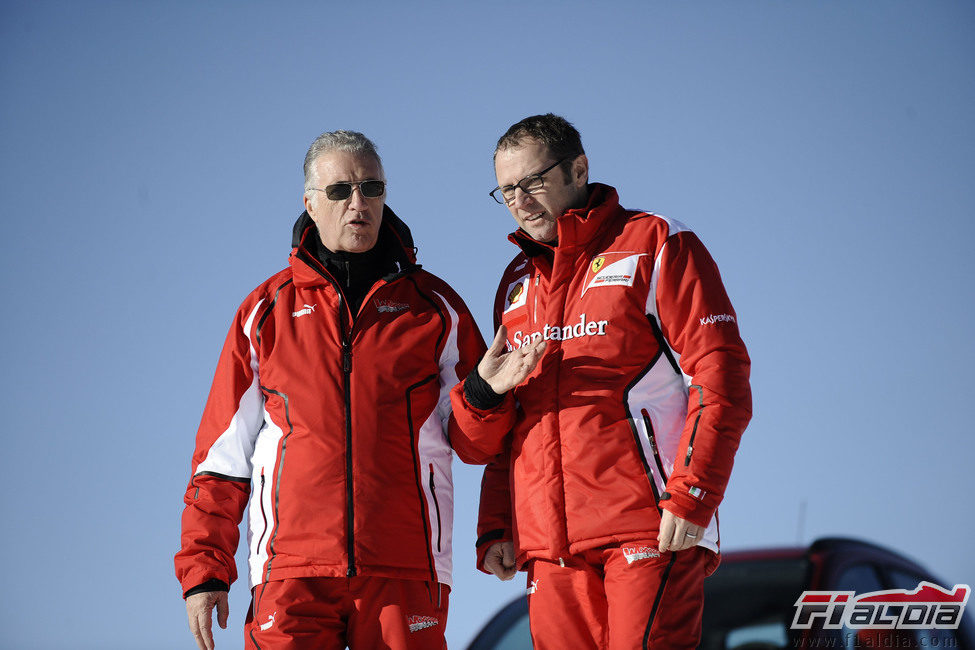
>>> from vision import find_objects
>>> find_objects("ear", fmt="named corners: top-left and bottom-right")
top-left (303, 191), bottom-right (315, 217)
top-left (571, 155), bottom-right (589, 188)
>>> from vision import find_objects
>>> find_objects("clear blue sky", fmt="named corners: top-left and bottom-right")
top-left (2, 1), bottom-right (973, 648)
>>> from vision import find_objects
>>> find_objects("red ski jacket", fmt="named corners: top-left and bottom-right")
top-left (451, 184), bottom-right (752, 569)
top-left (175, 208), bottom-right (493, 595)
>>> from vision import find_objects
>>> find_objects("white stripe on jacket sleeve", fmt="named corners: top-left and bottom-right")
top-left (413, 289), bottom-right (464, 586)
top-left (196, 300), bottom-right (266, 480)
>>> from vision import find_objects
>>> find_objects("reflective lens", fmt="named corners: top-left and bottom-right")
top-left (324, 180), bottom-right (385, 200)
top-left (359, 180), bottom-right (386, 197)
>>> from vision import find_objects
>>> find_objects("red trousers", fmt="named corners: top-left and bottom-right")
top-left (526, 544), bottom-right (717, 650)
top-left (243, 576), bottom-right (449, 650)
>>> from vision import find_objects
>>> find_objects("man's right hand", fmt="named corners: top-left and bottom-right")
top-left (484, 540), bottom-right (517, 581)
top-left (186, 590), bottom-right (229, 650)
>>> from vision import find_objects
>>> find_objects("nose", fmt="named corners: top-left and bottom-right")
top-left (348, 185), bottom-right (369, 210)
top-left (510, 187), bottom-right (535, 210)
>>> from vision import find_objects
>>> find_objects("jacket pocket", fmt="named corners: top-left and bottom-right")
top-left (641, 409), bottom-right (670, 483)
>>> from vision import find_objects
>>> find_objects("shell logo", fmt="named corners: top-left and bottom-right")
top-left (508, 283), bottom-right (524, 305)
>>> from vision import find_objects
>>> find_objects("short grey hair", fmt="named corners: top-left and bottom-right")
top-left (303, 130), bottom-right (384, 190)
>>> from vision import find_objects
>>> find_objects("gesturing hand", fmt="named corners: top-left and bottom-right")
top-left (477, 326), bottom-right (546, 395)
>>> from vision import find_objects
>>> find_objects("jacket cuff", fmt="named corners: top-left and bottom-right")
top-left (184, 578), bottom-right (230, 599)
top-left (659, 490), bottom-right (716, 529)
top-left (464, 366), bottom-right (506, 410)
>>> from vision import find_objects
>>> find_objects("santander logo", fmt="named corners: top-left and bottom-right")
top-left (510, 312), bottom-right (609, 349)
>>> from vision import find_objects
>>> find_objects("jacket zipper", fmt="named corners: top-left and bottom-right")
top-left (405, 374), bottom-right (440, 581)
top-left (293, 245), bottom-right (411, 578)
top-left (532, 273), bottom-right (540, 327)
top-left (312, 258), bottom-right (357, 578)
top-left (342, 334), bottom-right (356, 576)
top-left (428, 464), bottom-right (442, 552)
top-left (256, 469), bottom-right (269, 553)
top-left (685, 385), bottom-right (705, 466)
top-left (305, 250), bottom-right (357, 577)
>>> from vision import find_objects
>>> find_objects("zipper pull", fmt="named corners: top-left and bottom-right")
top-left (342, 341), bottom-right (352, 373)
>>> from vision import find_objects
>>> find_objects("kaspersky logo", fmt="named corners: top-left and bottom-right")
top-left (791, 582), bottom-right (970, 630)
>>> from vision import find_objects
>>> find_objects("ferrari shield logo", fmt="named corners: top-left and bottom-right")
top-left (581, 252), bottom-right (647, 297)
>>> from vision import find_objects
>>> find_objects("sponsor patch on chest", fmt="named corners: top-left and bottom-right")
top-left (375, 299), bottom-right (410, 313)
top-left (503, 275), bottom-right (530, 313)
top-left (582, 252), bottom-right (646, 296)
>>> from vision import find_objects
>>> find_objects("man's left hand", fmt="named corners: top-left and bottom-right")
top-left (477, 325), bottom-right (546, 395)
top-left (657, 508), bottom-right (704, 553)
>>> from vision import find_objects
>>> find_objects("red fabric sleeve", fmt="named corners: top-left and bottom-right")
top-left (655, 231), bottom-right (752, 527)
top-left (467, 270), bottom-right (518, 571)
top-left (175, 474), bottom-right (250, 594)
top-left (475, 451), bottom-right (514, 573)
top-left (423, 277), bottom-right (517, 465)
top-left (174, 299), bottom-right (262, 594)
top-left (448, 382), bottom-right (516, 464)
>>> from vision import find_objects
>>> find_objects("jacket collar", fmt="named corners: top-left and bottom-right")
top-left (289, 205), bottom-right (420, 287)
top-left (509, 183), bottom-right (622, 257)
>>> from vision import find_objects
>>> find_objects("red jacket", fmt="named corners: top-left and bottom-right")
top-left (175, 208), bottom-right (493, 594)
top-left (451, 184), bottom-right (752, 569)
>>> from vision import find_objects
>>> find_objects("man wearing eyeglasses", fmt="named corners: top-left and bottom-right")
top-left (175, 130), bottom-right (527, 650)
top-left (451, 114), bottom-right (752, 648)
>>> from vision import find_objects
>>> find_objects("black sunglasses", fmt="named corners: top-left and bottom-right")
top-left (309, 180), bottom-right (386, 201)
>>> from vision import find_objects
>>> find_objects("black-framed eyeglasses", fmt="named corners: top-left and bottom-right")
top-left (309, 180), bottom-right (386, 201)
top-left (489, 158), bottom-right (569, 205)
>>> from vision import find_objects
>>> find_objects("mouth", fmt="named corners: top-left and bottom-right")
top-left (523, 212), bottom-right (546, 222)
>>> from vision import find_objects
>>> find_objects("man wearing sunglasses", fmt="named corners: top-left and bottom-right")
top-left (451, 114), bottom-right (752, 648)
top-left (175, 131), bottom-right (524, 649)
